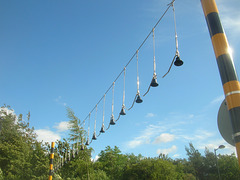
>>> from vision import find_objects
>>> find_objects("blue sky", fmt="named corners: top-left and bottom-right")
top-left (1, 0), bottom-right (240, 160)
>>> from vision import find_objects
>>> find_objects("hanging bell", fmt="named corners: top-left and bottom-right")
top-left (85, 140), bottom-right (89, 146)
top-left (92, 133), bottom-right (97, 140)
top-left (110, 115), bottom-right (115, 125)
top-left (174, 56), bottom-right (183, 66)
top-left (120, 106), bottom-right (126, 115)
top-left (150, 76), bottom-right (159, 87)
top-left (136, 94), bottom-right (143, 103)
top-left (100, 125), bottom-right (105, 133)
top-left (81, 144), bottom-right (84, 150)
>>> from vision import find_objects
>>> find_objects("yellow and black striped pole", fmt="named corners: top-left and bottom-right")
top-left (48, 142), bottom-right (55, 180)
top-left (201, 0), bottom-right (240, 165)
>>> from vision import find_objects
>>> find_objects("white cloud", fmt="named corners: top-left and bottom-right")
top-left (157, 145), bottom-right (177, 155)
top-left (172, 154), bottom-right (180, 158)
top-left (145, 113), bottom-right (156, 118)
top-left (153, 133), bottom-right (175, 144)
top-left (54, 121), bottom-right (70, 132)
top-left (35, 129), bottom-right (61, 143)
top-left (92, 155), bottom-right (100, 162)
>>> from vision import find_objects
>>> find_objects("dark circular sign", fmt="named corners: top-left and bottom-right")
top-left (217, 99), bottom-right (235, 147)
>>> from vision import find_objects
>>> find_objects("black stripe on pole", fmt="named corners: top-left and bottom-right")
top-left (205, 12), bottom-right (224, 37)
top-left (229, 107), bottom-right (240, 142)
top-left (50, 159), bottom-right (53, 164)
top-left (49, 170), bottom-right (53, 176)
top-left (217, 54), bottom-right (238, 84)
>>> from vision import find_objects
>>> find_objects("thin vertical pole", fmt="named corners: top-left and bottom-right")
top-left (48, 142), bottom-right (55, 180)
top-left (214, 149), bottom-right (221, 180)
top-left (201, 0), bottom-right (240, 166)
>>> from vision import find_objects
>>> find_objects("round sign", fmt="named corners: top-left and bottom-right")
top-left (217, 99), bottom-right (235, 147)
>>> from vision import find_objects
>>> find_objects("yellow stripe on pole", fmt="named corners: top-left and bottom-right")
top-left (50, 153), bottom-right (54, 159)
top-left (223, 81), bottom-right (240, 95)
top-left (201, 0), bottom-right (218, 17)
top-left (50, 164), bottom-right (53, 170)
top-left (225, 94), bottom-right (240, 110)
top-left (236, 142), bottom-right (240, 165)
top-left (48, 176), bottom-right (52, 180)
top-left (211, 33), bottom-right (229, 58)
top-left (51, 142), bottom-right (55, 148)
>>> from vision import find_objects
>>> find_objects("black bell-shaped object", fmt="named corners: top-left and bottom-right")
top-left (120, 107), bottom-right (126, 115)
top-left (136, 94), bottom-right (143, 103)
top-left (150, 76), bottom-right (159, 87)
top-left (174, 56), bottom-right (183, 66)
top-left (110, 115), bottom-right (116, 125)
top-left (85, 140), bottom-right (89, 146)
top-left (100, 125), bottom-right (105, 133)
top-left (81, 145), bottom-right (84, 150)
top-left (92, 133), bottom-right (97, 140)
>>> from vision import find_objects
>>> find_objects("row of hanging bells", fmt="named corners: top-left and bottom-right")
top-left (83, 0), bottom-right (183, 149)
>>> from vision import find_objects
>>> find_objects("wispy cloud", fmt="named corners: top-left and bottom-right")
top-left (194, 129), bottom-right (215, 140)
top-left (217, 0), bottom-right (240, 39)
top-left (127, 140), bottom-right (145, 149)
top-left (172, 154), bottom-right (180, 158)
top-left (35, 129), bottom-right (61, 143)
top-left (157, 145), bottom-right (177, 155)
top-left (55, 96), bottom-right (67, 106)
top-left (202, 95), bottom-right (224, 112)
top-left (125, 113), bottom-right (194, 149)
top-left (127, 124), bottom-right (158, 148)
top-left (210, 95), bottom-right (224, 105)
top-left (178, 129), bottom-right (215, 142)
top-left (125, 109), bottom-right (217, 151)
top-left (54, 121), bottom-right (70, 132)
top-left (145, 113), bottom-right (156, 118)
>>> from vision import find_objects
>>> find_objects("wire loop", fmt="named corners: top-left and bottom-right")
top-left (115, 114), bottom-right (121, 122)
top-left (162, 55), bottom-right (177, 78)
top-left (127, 94), bottom-right (137, 111)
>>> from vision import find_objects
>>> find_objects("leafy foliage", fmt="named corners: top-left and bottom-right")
top-left (1, 106), bottom-right (240, 180)
top-left (0, 106), bottom-right (49, 180)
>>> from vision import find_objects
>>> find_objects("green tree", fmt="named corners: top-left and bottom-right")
top-left (0, 106), bottom-right (49, 179)
top-left (97, 146), bottom-right (128, 180)
top-left (185, 143), bottom-right (205, 179)
top-left (218, 153), bottom-right (240, 180)
top-left (203, 148), bottom-right (218, 179)
top-left (123, 157), bottom-right (180, 180)
top-left (56, 107), bottom-right (93, 180)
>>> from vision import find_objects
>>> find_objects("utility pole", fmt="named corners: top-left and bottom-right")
top-left (214, 145), bottom-right (225, 180)
top-left (201, 0), bottom-right (240, 166)
top-left (48, 142), bottom-right (55, 180)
